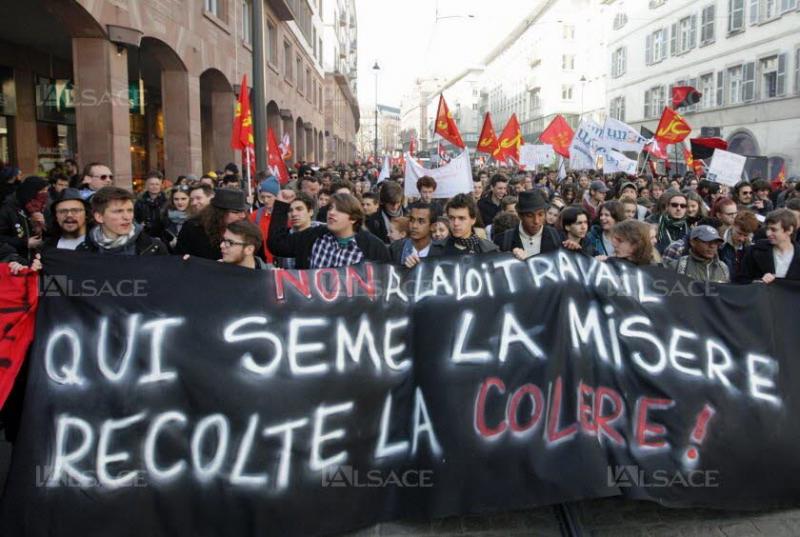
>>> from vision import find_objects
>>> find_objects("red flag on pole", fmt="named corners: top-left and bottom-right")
top-left (267, 128), bottom-right (290, 184)
top-left (493, 114), bottom-right (522, 162)
top-left (683, 145), bottom-right (704, 174)
top-left (434, 95), bottom-right (465, 148)
top-left (476, 112), bottom-right (499, 155)
top-left (0, 266), bottom-right (38, 410)
top-left (539, 115), bottom-right (574, 158)
top-left (232, 75), bottom-right (254, 151)
top-left (655, 107), bottom-right (692, 145)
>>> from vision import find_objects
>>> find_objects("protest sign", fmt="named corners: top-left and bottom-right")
top-left (404, 148), bottom-right (472, 198)
top-left (568, 119), bottom-right (602, 170)
top-left (601, 117), bottom-right (647, 153)
top-left (3, 250), bottom-right (800, 536)
top-left (519, 144), bottom-right (556, 168)
top-left (707, 149), bottom-right (746, 186)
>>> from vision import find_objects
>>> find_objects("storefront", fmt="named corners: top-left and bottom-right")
top-left (0, 66), bottom-right (16, 166)
top-left (34, 75), bottom-right (76, 173)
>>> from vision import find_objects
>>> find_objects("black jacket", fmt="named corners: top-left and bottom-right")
top-left (175, 218), bottom-right (221, 260)
top-left (366, 208), bottom-right (406, 244)
top-left (76, 227), bottom-right (167, 256)
top-left (0, 195), bottom-right (33, 259)
top-left (388, 238), bottom-right (446, 265)
top-left (494, 225), bottom-right (562, 255)
top-left (739, 239), bottom-right (800, 282)
top-left (268, 200), bottom-right (390, 269)
top-left (477, 197), bottom-right (501, 228)
top-left (441, 236), bottom-right (498, 256)
top-left (134, 192), bottom-right (167, 236)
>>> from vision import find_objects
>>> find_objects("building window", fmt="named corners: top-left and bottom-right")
top-left (610, 96), bottom-right (625, 121)
top-left (796, 47), bottom-right (800, 95)
top-left (700, 72), bottom-right (715, 108)
top-left (729, 0), bottom-right (745, 32)
top-left (562, 54), bottom-right (575, 71)
top-left (782, 0), bottom-right (798, 12)
top-left (760, 54), bottom-right (787, 98)
top-left (284, 41), bottom-right (293, 82)
top-left (650, 0), bottom-right (666, 7)
top-left (205, 0), bottom-right (221, 17)
top-left (268, 20), bottom-right (278, 64)
top-left (644, 85), bottom-right (665, 118)
top-left (728, 65), bottom-right (743, 103)
top-left (613, 12), bottom-right (628, 30)
top-left (306, 68), bottom-right (312, 99)
top-left (241, 0), bottom-right (252, 45)
top-left (528, 87), bottom-right (541, 117)
top-left (646, 28), bottom-right (667, 64)
top-left (563, 25), bottom-right (575, 40)
top-left (716, 71), bottom-right (725, 105)
top-left (671, 16), bottom-right (697, 55)
top-left (561, 85), bottom-right (574, 101)
top-left (701, 4), bottom-right (715, 44)
top-left (297, 57), bottom-right (303, 93)
top-left (611, 47), bottom-right (626, 78)
top-left (318, 38), bottom-right (323, 64)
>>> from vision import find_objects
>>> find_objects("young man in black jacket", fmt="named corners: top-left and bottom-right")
top-left (77, 186), bottom-right (167, 256)
top-left (269, 191), bottom-right (389, 268)
top-left (740, 208), bottom-right (800, 282)
top-left (494, 190), bottom-right (562, 260)
top-left (391, 201), bottom-right (445, 267)
top-left (366, 180), bottom-right (405, 243)
top-left (442, 194), bottom-right (498, 256)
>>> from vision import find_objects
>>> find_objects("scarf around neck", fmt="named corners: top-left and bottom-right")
top-left (91, 223), bottom-right (139, 250)
top-left (453, 234), bottom-right (482, 253)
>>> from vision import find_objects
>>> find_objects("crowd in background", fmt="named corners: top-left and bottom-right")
top-left (1, 156), bottom-right (800, 284)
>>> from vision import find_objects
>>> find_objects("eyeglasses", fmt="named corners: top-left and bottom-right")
top-left (92, 174), bottom-right (113, 181)
top-left (740, 190), bottom-right (753, 196)
top-left (220, 238), bottom-right (247, 247)
top-left (56, 207), bottom-right (85, 216)
top-left (670, 202), bottom-right (688, 209)
top-left (722, 212), bottom-right (738, 217)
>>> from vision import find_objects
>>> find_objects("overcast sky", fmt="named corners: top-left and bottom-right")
top-left (355, 0), bottom-right (536, 108)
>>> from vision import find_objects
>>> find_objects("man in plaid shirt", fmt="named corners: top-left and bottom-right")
top-left (268, 190), bottom-right (389, 269)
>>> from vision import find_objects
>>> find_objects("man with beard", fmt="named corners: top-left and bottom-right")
top-left (188, 184), bottom-right (214, 215)
top-left (77, 187), bottom-right (167, 255)
top-left (220, 220), bottom-right (268, 269)
top-left (44, 188), bottom-right (89, 250)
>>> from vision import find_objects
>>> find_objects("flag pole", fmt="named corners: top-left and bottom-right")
top-left (244, 148), bottom-right (253, 203)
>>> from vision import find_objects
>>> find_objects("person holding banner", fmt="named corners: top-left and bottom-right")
top-left (609, 220), bottom-right (656, 267)
top-left (268, 191), bottom-right (389, 269)
top-left (220, 220), bottom-right (268, 270)
top-left (391, 202), bottom-right (445, 268)
top-left (665, 225), bottom-right (730, 283)
top-left (587, 201), bottom-right (626, 258)
top-left (494, 191), bottom-right (560, 260)
top-left (559, 206), bottom-right (595, 256)
top-left (442, 194), bottom-right (498, 256)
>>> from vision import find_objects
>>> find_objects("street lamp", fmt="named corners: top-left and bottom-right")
top-left (373, 61), bottom-right (380, 159)
top-left (579, 75), bottom-right (587, 120)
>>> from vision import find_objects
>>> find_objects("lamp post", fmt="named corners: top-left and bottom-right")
top-left (373, 61), bottom-right (380, 159)
top-left (579, 75), bottom-right (587, 121)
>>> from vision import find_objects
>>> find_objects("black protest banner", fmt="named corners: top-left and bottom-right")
top-left (3, 249), bottom-right (800, 537)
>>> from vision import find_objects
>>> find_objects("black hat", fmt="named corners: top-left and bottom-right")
top-left (211, 188), bottom-right (247, 211)
top-left (15, 176), bottom-right (48, 205)
top-left (224, 162), bottom-right (239, 174)
top-left (517, 190), bottom-right (549, 214)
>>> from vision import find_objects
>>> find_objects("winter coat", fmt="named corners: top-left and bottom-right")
top-left (76, 226), bottom-right (167, 256)
top-left (740, 239), bottom-right (800, 282)
top-left (666, 252), bottom-right (730, 283)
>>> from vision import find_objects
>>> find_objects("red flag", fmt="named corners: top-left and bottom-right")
top-left (655, 107), bottom-right (691, 145)
top-left (267, 128), bottom-right (289, 184)
top-left (0, 266), bottom-right (38, 410)
top-left (672, 86), bottom-right (702, 109)
top-left (539, 115), bottom-right (574, 158)
top-left (409, 134), bottom-right (417, 156)
top-left (434, 95), bottom-right (465, 148)
top-left (771, 163), bottom-right (787, 191)
top-left (231, 75), bottom-right (254, 151)
top-left (683, 145), bottom-right (704, 174)
top-left (494, 114), bottom-right (522, 162)
top-left (476, 113), bottom-right (499, 155)
top-left (690, 137), bottom-right (728, 160)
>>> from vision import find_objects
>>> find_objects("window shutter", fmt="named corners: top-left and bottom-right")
top-left (728, 0), bottom-right (734, 31)
top-left (670, 23), bottom-right (678, 55)
top-left (660, 30), bottom-right (668, 60)
top-left (689, 15), bottom-right (697, 49)
top-left (646, 34), bottom-right (653, 65)
top-left (749, 0), bottom-right (759, 24)
top-left (743, 62), bottom-right (755, 101)
top-left (622, 48), bottom-right (627, 75)
top-left (777, 52), bottom-right (787, 96)
top-left (716, 71), bottom-right (725, 106)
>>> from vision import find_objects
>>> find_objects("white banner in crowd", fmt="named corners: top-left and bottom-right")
top-left (568, 119), bottom-right (603, 171)
top-left (707, 149), bottom-right (746, 187)
top-left (404, 147), bottom-right (473, 198)
top-left (377, 155), bottom-right (391, 183)
top-left (600, 147), bottom-right (638, 176)
top-left (601, 117), bottom-right (648, 153)
top-left (519, 144), bottom-right (556, 168)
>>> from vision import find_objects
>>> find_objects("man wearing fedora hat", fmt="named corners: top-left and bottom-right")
top-left (43, 188), bottom-right (90, 250)
top-left (176, 188), bottom-right (248, 260)
top-left (494, 190), bottom-right (562, 260)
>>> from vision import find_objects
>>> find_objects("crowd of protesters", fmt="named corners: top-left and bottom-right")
top-left (1, 157), bottom-right (800, 285)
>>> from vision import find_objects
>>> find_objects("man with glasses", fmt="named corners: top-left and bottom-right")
top-left (79, 162), bottom-right (114, 200)
top-left (649, 192), bottom-right (689, 254)
top-left (733, 181), bottom-right (755, 211)
top-left (716, 199), bottom-right (738, 234)
top-left (220, 220), bottom-right (268, 270)
top-left (44, 188), bottom-right (88, 250)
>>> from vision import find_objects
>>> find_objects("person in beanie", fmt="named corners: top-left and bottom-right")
top-left (176, 188), bottom-right (248, 260)
top-left (495, 190), bottom-right (562, 259)
top-left (77, 186), bottom-right (167, 256)
top-left (0, 176), bottom-right (49, 259)
top-left (268, 191), bottom-right (389, 268)
top-left (249, 175), bottom-right (281, 263)
top-left (43, 188), bottom-right (89, 250)
top-left (443, 193), bottom-right (498, 256)
top-left (582, 180), bottom-right (608, 221)
top-left (666, 225), bottom-right (729, 283)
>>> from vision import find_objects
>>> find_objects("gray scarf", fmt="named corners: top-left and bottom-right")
top-left (90, 223), bottom-right (139, 250)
